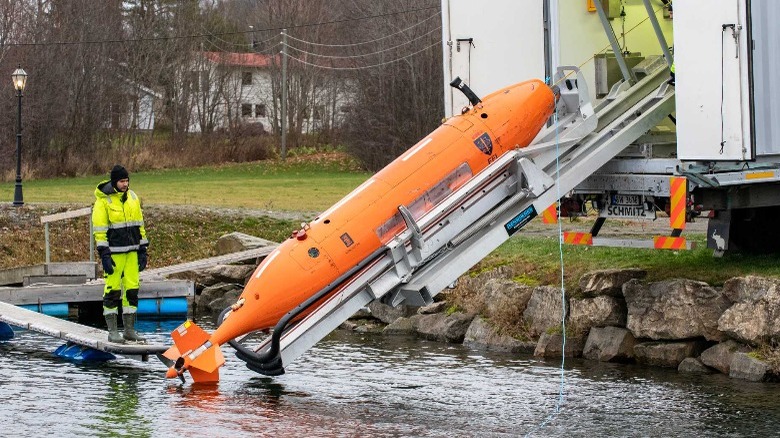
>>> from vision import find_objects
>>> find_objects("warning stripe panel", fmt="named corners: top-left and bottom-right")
top-left (653, 236), bottom-right (687, 250)
top-left (563, 232), bottom-right (593, 245)
top-left (541, 204), bottom-right (558, 224)
top-left (669, 177), bottom-right (686, 230)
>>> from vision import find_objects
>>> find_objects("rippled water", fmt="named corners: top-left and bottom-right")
top-left (2, 319), bottom-right (780, 437)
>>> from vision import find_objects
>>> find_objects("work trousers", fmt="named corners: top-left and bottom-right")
top-left (102, 251), bottom-right (140, 315)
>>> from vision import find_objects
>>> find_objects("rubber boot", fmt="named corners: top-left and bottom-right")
top-left (122, 313), bottom-right (147, 343)
top-left (105, 313), bottom-right (125, 344)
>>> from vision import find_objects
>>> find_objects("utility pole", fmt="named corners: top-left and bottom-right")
top-left (281, 29), bottom-right (288, 161)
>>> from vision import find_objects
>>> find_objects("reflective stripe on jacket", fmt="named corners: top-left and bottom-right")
top-left (92, 180), bottom-right (148, 253)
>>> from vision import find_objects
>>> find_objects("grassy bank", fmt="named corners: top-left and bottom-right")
top-left (478, 234), bottom-right (780, 289)
top-left (2, 152), bottom-right (779, 286)
top-left (0, 205), bottom-right (298, 270)
top-left (3, 202), bottom-right (780, 287)
top-left (0, 153), bottom-right (370, 213)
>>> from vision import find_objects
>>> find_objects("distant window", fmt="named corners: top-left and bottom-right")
top-left (242, 104), bottom-right (252, 117)
top-left (242, 72), bottom-right (252, 86)
top-left (255, 104), bottom-right (266, 117)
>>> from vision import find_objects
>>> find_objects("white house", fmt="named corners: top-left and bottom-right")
top-left (109, 79), bottom-right (162, 131)
top-left (187, 51), bottom-right (353, 134)
top-left (201, 51), bottom-right (274, 132)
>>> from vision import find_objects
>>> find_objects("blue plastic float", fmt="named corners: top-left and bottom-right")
top-left (18, 297), bottom-right (188, 318)
top-left (0, 322), bottom-right (14, 340)
top-left (54, 343), bottom-right (115, 361)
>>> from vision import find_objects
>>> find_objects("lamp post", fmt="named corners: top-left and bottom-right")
top-left (11, 65), bottom-right (26, 207)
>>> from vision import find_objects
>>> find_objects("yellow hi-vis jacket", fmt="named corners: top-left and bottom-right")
top-left (92, 180), bottom-right (148, 253)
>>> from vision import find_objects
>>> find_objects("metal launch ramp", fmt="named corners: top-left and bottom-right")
top-left (233, 60), bottom-right (677, 375)
top-left (0, 301), bottom-right (167, 361)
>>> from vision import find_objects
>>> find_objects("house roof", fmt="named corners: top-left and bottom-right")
top-left (201, 52), bottom-right (275, 68)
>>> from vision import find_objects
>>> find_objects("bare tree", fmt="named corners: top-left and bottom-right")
top-left (340, 0), bottom-right (443, 171)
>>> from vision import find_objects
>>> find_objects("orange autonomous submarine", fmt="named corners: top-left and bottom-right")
top-left (163, 77), bottom-right (561, 383)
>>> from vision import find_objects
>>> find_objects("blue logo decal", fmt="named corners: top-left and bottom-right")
top-left (504, 206), bottom-right (538, 236)
top-left (473, 132), bottom-right (493, 155)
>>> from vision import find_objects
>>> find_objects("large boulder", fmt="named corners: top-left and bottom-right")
top-left (523, 286), bottom-right (567, 337)
top-left (415, 312), bottom-right (474, 343)
top-left (216, 232), bottom-right (276, 255)
top-left (173, 264), bottom-right (256, 287)
top-left (579, 268), bottom-right (647, 298)
top-left (699, 340), bottom-right (751, 375)
top-left (368, 301), bottom-right (419, 324)
top-left (568, 296), bottom-right (627, 331)
top-left (729, 352), bottom-right (771, 382)
top-left (582, 326), bottom-right (636, 362)
top-left (463, 316), bottom-right (535, 353)
top-left (482, 279), bottom-right (534, 318)
top-left (419, 301), bottom-right (449, 315)
top-left (533, 332), bottom-right (586, 358)
top-left (623, 279), bottom-right (730, 341)
top-left (678, 358), bottom-right (714, 374)
top-left (195, 282), bottom-right (243, 311)
top-left (718, 276), bottom-right (780, 345)
top-left (383, 315), bottom-right (421, 335)
top-left (633, 340), bottom-right (704, 368)
top-left (206, 288), bottom-right (243, 319)
top-left (203, 264), bottom-right (257, 285)
top-left (443, 266), bottom-right (515, 314)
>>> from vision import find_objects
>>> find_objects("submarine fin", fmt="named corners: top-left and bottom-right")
top-left (165, 320), bottom-right (224, 383)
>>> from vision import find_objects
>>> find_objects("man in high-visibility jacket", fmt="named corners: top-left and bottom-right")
top-left (92, 165), bottom-right (149, 343)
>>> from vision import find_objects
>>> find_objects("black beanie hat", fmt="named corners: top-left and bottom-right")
top-left (110, 165), bottom-right (129, 186)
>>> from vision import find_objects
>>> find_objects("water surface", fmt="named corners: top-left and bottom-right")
top-left (1, 320), bottom-right (779, 437)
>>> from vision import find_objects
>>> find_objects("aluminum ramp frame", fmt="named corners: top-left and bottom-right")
top-left (0, 300), bottom-right (168, 361)
top-left (239, 65), bottom-right (675, 375)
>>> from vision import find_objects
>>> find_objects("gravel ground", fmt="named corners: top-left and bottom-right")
top-left (1, 202), bottom-right (708, 239)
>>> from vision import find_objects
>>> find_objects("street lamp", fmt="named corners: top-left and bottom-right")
top-left (11, 65), bottom-right (26, 207)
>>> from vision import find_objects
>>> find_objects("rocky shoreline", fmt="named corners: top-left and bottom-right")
top-left (188, 233), bottom-right (780, 383)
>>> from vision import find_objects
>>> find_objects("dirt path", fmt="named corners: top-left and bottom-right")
top-left (1, 202), bottom-right (708, 238)
top-left (519, 214), bottom-right (708, 238)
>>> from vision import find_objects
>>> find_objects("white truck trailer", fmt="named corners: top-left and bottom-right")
top-left (442, 0), bottom-right (780, 254)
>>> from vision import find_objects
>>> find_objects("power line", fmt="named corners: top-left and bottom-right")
top-left (285, 27), bottom-right (442, 59)
top-left (6, 5), bottom-right (439, 47)
top-left (197, 23), bottom-right (280, 52)
top-left (285, 40), bottom-right (441, 70)
top-left (286, 11), bottom-right (441, 48)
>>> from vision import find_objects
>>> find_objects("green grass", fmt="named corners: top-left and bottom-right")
top-left (0, 206), bottom-right (299, 269)
top-left (0, 158), bottom-right (370, 213)
top-left (3, 153), bottom-right (780, 287)
top-left (481, 234), bottom-right (780, 289)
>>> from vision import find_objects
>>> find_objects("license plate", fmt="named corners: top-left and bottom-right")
top-left (599, 202), bottom-right (656, 219)
top-left (611, 194), bottom-right (641, 206)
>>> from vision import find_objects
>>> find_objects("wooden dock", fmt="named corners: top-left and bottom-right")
top-left (0, 246), bottom-right (277, 306)
top-left (0, 300), bottom-right (168, 361)
top-left (0, 219), bottom-right (278, 363)
top-left (0, 280), bottom-right (194, 305)
top-left (0, 262), bottom-right (97, 286)
top-left (139, 245), bottom-right (277, 280)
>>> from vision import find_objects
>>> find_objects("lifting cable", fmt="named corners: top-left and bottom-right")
top-left (530, 6), bottom-right (667, 432)
top-left (526, 105), bottom-right (567, 437)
